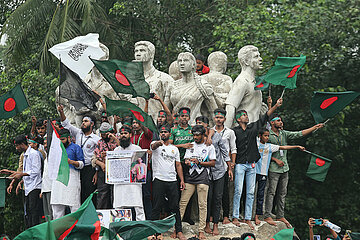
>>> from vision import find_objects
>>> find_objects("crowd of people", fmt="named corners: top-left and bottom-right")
top-left (0, 86), bottom-right (328, 240)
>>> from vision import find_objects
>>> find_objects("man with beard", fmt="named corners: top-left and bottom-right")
top-left (264, 115), bottom-right (324, 227)
top-left (179, 125), bottom-right (216, 240)
top-left (93, 122), bottom-right (120, 209)
top-left (151, 125), bottom-right (186, 240)
top-left (50, 129), bottom-right (84, 219)
top-left (113, 126), bottom-right (145, 221)
top-left (11, 135), bottom-right (42, 228)
top-left (58, 105), bottom-right (100, 204)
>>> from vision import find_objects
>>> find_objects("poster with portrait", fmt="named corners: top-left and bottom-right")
top-left (96, 209), bottom-right (132, 229)
top-left (106, 150), bottom-right (148, 184)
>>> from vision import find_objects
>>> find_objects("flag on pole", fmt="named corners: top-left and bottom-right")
top-left (310, 91), bottom-right (360, 123)
top-left (0, 83), bottom-right (29, 119)
top-left (14, 193), bottom-right (100, 240)
top-left (47, 122), bottom-right (70, 186)
top-left (105, 97), bottom-right (157, 133)
top-left (59, 62), bottom-right (100, 111)
top-left (270, 228), bottom-right (295, 240)
top-left (91, 58), bottom-right (150, 99)
top-left (0, 177), bottom-right (6, 208)
top-left (254, 75), bottom-right (269, 91)
top-left (264, 55), bottom-right (306, 89)
top-left (109, 214), bottom-right (176, 240)
top-left (49, 33), bottom-right (105, 79)
top-left (305, 151), bottom-right (332, 182)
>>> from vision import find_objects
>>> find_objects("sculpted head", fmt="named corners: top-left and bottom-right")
top-left (134, 41), bottom-right (155, 63)
top-left (238, 45), bottom-right (263, 70)
top-left (208, 51), bottom-right (227, 73)
top-left (169, 61), bottom-right (181, 80)
top-left (177, 52), bottom-right (196, 73)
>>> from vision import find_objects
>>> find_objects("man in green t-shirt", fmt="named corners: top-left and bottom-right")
top-left (264, 114), bottom-right (324, 227)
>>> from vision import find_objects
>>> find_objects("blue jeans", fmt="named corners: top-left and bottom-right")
top-left (232, 163), bottom-right (256, 220)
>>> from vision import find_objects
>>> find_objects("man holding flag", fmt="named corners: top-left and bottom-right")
top-left (50, 129), bottom-right (84, 219)
top-left (57, 105), bottom-right (100, 204)
top-left (264, 115), bottom-right (324, 227)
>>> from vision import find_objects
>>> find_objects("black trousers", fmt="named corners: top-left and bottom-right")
top-left (255, 174), bottom-right (267, 215)
top-left (222, 172), bottom-right (230, 218)
top-left (24, 189), bottom-right (42, 228)
top-left (97, 169), bottom-right (113, 209)
top-left (206, 175), bottom-right (225, 224)
top-left (142, 170), bottom-right (152, 219)
top-left (151, 178), bottom-right (182, 233)
top-left (81, 165), bottom-right (97, 205)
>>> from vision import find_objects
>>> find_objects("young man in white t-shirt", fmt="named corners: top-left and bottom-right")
top-left (179, 125), bottom-right (216, 240)
top-left (151, 125), bottom-right (186, 240)
top-left (255, 128), bottom-right (304, 225)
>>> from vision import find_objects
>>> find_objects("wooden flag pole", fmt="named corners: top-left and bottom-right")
top-left (268, 83), bottom-right (271, 97)
top-left (280, 87), bottom-right (286, 99)
top-left (313, 118), bottom-right (330, 133)
top-left (303, 149), bottom-right (313, 155)
top-left (58, 55), bottom-right (61, 106)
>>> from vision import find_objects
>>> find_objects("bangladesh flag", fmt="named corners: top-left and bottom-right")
top-left (0, 177), bottom-right (5, 208)
top-left (105, 97), bottom-right (158, 133)
top-left (254, 75), bottom-right (269, 90)
top-left (306, 151), bottom-right (332, 182)
top-left (91, 58), bottom-right (150, 99)
top-left (47, 122), bottom-right (70, 186)
top-left (110, 214), bottom-right (175, 240)
top-left (270, 228), bottom-right (294, 240)
top-left (0, 83), bottom-right (29, 119)
top-left (310, 91), bottom-right (360, 123)
top-left (14, 193), bottom-right (100, 239)
top-left (264, 55), bottom-right (306, 89)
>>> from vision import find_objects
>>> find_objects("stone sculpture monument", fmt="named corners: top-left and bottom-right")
top-left (134, 41), bottom-right (174, 120)
top-left (166, 52), bottom-right (218, 124)
top-left (202, 51), bottom-right (233, 108)
top-left (224, 45), bottom-right (267, 127)
top-left (168, 60), bottom-right (182, 80)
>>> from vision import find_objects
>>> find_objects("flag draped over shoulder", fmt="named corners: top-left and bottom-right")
top-left (0, 83), bottom-right (29, 120)
top-left (14, 193), bottom-right (100, 240)
top-left (270, 228), bottom-right (295, 240)
top-left (109, 214), bottom-right (175, 240)
top-left (47, 122), bottom-right (70, 186)
top-left (59, 62), bottom-right (100, 111)
top-left (310, 91), bottom-right (360, 123)
top-left (254, 75), bottom-right (269, 91)
top-left (105, 96), bottom-right (157, 133)
top-left (264, 55), bottom-right (306, 89)
top-left (49, 33), bottom-right (105, 79)
top-left (91, 58), bottom-right (150, 99)
top-left (305, 151), bottom-right (332, 182)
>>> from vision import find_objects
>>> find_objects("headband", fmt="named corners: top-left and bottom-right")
top-left (60, 133), bottom-right (70, 138)
top-left (235, 112), bottom-right (247, 119)
top-left (28, 139), bottom-right (38, 144)
top-left (192, 131), bottom-right (202, 135)
top-left (83, 116), bottom-right (93, 123)
top-left (271, 117), bottom-right (281, 122)
top-left (100, 127), bottom-right (113, 134)
top-left (244, 237), bottom-right (254, 240)
top-left (159, 126), bottom-right (170, 132)
top-left (179, 109), bottom-right (190, 116)
top-left (101, 112), bottom-right (107, 117)
top-left (158, 111), bottom-right (167, 117)
top-left (214, 111), bottom-right (225, 117)
top-left (123, 122), bottom-right (131, 126)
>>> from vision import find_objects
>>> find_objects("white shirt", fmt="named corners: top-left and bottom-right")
top-left (184, 142), bottom-right (216, 176)
top-left (41, 157), bottom-right (53, 193)
top-left (61, 119), bottom-right (100, 166)
top-left (213, 126), bottom-right (237, 154)
top-left (151, 141), bottom-right (180, 182)
top-left (23, 146), bottom-right (42, 196)
top-left (256, 139), bottom-right (280, 176)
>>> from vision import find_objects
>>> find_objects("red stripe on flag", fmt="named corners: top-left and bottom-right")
top-left (51, 122), bottom-right (60, 138)
top-left (131, 110), bottom-right (145, 122)
top-left (115, 69), bottom-right (131, 86)
top-left (320, 96), bottom-right (338, 109)
top-left (58, 220), bottom-right (79, 240)
top-left (256, 83), bottom-right (264, 88)
top-left (287, 65), bottom-right (301, 78)
top-left (91, 221), bottom-right (101, 240)
top-left (315, 158), bottom-right (325, 167)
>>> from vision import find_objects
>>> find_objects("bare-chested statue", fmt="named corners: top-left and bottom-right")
top-left (224, 45), bottom-right (267, 127)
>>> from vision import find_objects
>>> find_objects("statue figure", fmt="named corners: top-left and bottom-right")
top-left (202, 51), bottom-right (232, 108)
top-left (224, 45), bottom-right (267, 127)
top-left (168, 60), bottom-right (181, 80)
top-left (134, 41), bottom-right (174, 120)
top-left (166, 52), bottom-right (218, 124)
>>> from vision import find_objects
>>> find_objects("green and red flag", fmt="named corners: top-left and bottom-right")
top-left (305, 151), bottom-right (332, 182)
top-left (14, 193), bottom-right (100, 240)
top-left (310, 91), bottom-right (360, 123)
top-left (109, 214), bottom-right (175, 240)
top-left (91, 58), bottom-right (150, 99)
top-left (264, 55), bottom-right (306, 89)
top-left (270, 228), bottom-right (295, 240)
top-left (105, 96), bottom-right (158, 133)
top-left (254, 75), bottom-right (269, 91)
top-left (0, 177), bottom-right (6, 208)
top-left (0, 83), bottom-right (29, 119)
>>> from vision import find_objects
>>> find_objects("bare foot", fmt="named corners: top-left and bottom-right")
top-left (170, 230), bottom-right (177, 239)
top-left (232, 218), bottom-right (241, 227)
top-left (245, 220), bottom-right (255, 230)
top-left (223, 217), bottom-right (231, 224)
top-left (264, 217), bottom-right (277, 226)
top-left (277, 217), bottom-right (291, 228)
top-left (199, 232), bottom-right (207, 240)
top-left (255, 215), bottom-right (261, 225)
top-left (177, 232), bottom-right (186, 240)
top-left (204, 223), bottom-right (212, 234)
top-left (209, 216), bottom-right (213, 222)
top-left (212, 224), bottom-right (219, 236)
